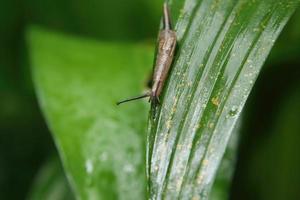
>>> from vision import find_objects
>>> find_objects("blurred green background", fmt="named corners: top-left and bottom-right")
top-left (0, 0), bottom-right (299, 199)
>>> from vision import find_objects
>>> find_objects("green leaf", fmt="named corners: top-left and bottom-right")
top-left (27, 157), bottom-right (74, 200)
top-left (28, 27), bottom-right (154, 200)
top-left (147, 0), bottom-right (298, 199)
top-left (210, 117), bottom-right (240, 200)
top-left (267, 7), bottom-right (300, 65)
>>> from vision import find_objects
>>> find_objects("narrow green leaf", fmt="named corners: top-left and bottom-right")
top-left (148, 0), bottom-right (298, 199)
top-left (267, 7), bottom-right (300, 65)
top-left (28, 27), bottom-right (154, 200)
top-left (210, 117), bottom-right (240, 200)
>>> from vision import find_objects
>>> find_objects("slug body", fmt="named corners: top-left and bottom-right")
top-left (150, 28), bottom-right (177, 102)
top-left (117, 3), bottom-right (176, 105)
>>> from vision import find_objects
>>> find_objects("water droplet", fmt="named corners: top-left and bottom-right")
top-left (228, 106), bottom-right (238, 117)
top-left (85, 159), bottom-right (94, 174)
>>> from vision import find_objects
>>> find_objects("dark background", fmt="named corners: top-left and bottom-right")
top-left (0, 0), bottom-right (299, 199)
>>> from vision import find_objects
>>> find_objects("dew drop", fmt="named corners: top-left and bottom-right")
top-left (228, 106), bottom-right (238, 117)
top-left (85, 159), bottom-right (94, 174)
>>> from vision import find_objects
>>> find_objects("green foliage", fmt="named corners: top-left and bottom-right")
top-left (210, 118), bottom-right (240, 200)
top-left (28, 28), bottom-right (154, 199)
top-left (267, 7), bottom-right (300, 65)
top-left (148, 0), bottom-right (299, 199)
top-left (0, 0), bottom-right (299, 199)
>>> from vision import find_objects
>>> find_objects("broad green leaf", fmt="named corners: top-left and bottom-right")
top-left (148, 0), bottom-right (298, 199)
top-left (27, 157), bottom-right (74, 200)
top-left (28, 27), bottom-right (154, 200)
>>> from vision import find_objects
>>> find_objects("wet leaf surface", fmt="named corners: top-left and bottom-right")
top-left (29, 28), bottom-right (153, 200)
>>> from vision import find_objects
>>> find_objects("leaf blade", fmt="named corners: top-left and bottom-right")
top-left (28, 27), bottom-right (154, 200)
top-left (148, 0), bottom-right (299, 199)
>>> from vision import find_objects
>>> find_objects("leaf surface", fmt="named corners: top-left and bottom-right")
top-left (29, 28), bottom-right (154, 200)
top-left (147, 0), bottom-right (299, 199)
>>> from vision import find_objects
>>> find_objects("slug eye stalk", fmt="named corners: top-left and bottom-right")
top-left (117, 3), bottom-right (176, 106)
top-left (116, 93), bottom-right (150, 105)
top-left (163, 3), bottom-right (172, 30)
